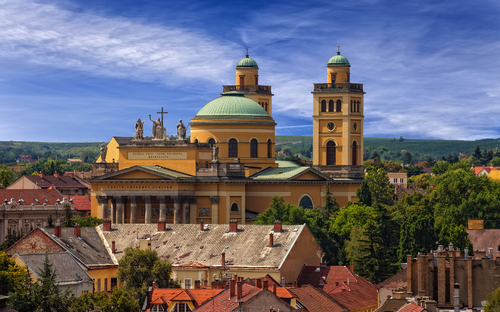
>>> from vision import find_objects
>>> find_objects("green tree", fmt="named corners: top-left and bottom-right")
top-left (490, 157), bottom-right (500, 166)
top-left (47, 214), bottom-right (55, 228)
top-left (254, 196), bottom-right (312, 226)
top-left (8, 268), bottom-right (38, 311)
top-left (365, 167), bottom-right (395, 207)
top-left (0, 251), bottom-right (25, 295)
top-left (408, 173), bottom-right (431, 190)
top-left (485, 286), bottom-right (500, 312)
top-left (473, 145), bottom-right (482, 160)
top-left (62, 203), bottom-right (74, 227)
top-left (0, 229), bottom-right (23, 251)
top-left (70, 287), bottom-right (139, 312)
top-left (73, 215), bottom-right (103, 227)
top-left (118, 247), bottom-right (179, 303)
top-left (0, 169), bottom-right (13, 188)
top-left (403, 152), bottom-right (413, 165)
top-left (356, 181), bottom-right (372, 206)
top-left (344, 226), bottom-right (367, 271)
top-left (431, 161), bottom-right (450, 175)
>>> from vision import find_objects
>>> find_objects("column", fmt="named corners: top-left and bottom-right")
top-left (116, 196), bottom-right (125, 224)
top-left (182, 197), bottom-right (190, 224)
top-left (189, 196), bottom-right (197, 224)
top-left (97, 196), bottom-right (108, 220)
top-left (210, 196), bottom-right (219, 224)
top-left (241, 195), bottom-right (246, 225)
top-left (111, 197), bottom-right (117, 224)
top-left (437, 256), bottom-right (446, 304)
top-left (128, 196), bottom-right (137, 224)
top-left (157, 196), bottom-right (166, 222)
top-left (143, 196), bottom-right (152, 224)
top-left (467, 258), bottom-right (473, 308)
top-left (172, 196), bottom-right (181, 224)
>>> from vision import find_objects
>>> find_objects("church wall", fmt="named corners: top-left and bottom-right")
top-left (235, 68), bottom-right (258, 85)
top-left (327, 66), bottom-right (350, 83)
top-left (96, 137), bottom-right (120, 163)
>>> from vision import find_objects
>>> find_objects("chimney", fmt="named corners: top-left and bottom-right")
top-left (319, 277), bottom-right (324, 286)
top-left (320, 262), bottom-right (327, 268)
top-left (263, 278), bottom-right (268, 290)
top-left (407, 255), bottom-right (413, 295)
top-left (489, 247), bottom-right (494, 259)
top-left (350, 262), bottom-right (354, 272)
top-left (74, 223), bottom-right (81, 237)
top-left (234, 274), bottom-right (238, 282)
top-left (464, 248), bottom-right (469, 259)
top-left (54, 225), bottom-right (62, 237)
top-left (281, 277), bottom-right (285, 287)
top-left (272, 284), bottom-right (277, 294)
top-left (103, 219), bottom-right (111, 231)
top-left (229, 220), bottom-right (238, 232)
top-left (200, 220), bottom-right (204, 231)
top-left (54, 172), bottom-right (60, 178)
top-left (152, 282), bottom-right (156, 289)
top-left (236, 281), bottom-right (242, 300)
top-left (39, 172), bottom-right (45, 178)
top-left (454, 283), bottom-right (460, 312)
top-left (256, 278), bottom-right (262, 288)
top-left (269, 233), bottom-right (274, 247)
top-left (274, 220), bottom-right (282, 233)
top-left (112, 241), bottom-right (116, 253)
top-left (68, 172), bottom-right (75, 178)
top-left (157, 221), bottom-right (166, 232)
top-left (230, 280), bottom-right (235, 297)
top-left (221, 252), bottom-right (226, 266)
top-left (195, 280), bottom-right (201, 289)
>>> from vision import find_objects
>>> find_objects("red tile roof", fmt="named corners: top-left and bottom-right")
top-left (148, 288), bottom-right (224, 309)
top-left (396, 187), bottom-right (425, 199)
top-left (0, 188), bottom-right (63, 205)
top-left (288, 285), bottom-right (346, 312)
top-left (23, 174), bottom-right (88, 190)
top-left (297, 265), bottom-right (378, 311)
top-left (195, 283), bottom-right (264, 312)
top-left (397, 302), bottom-right (425, 312)
top-left (69, 195), bottom-right (90, 211)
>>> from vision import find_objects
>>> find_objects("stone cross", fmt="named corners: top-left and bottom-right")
top-left (156, 107), bottom-right (168, 127)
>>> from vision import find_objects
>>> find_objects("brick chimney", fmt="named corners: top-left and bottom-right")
top-left (157, 221), bottom-right (166, 232)
top-left (39, 172), bottom-right (44, 178)
top-left (54, 225), bottom-right (62, 237)
top-left (263, 278), bottom-right (268, 290)
top-left (74, 223), bottom-right (81, 237)
top-left (236, 281), bottom-right (243, 300)
top-left (274, 220), bottom-right (282, 233)
top-left (152, 281), bottom-right (156, 289)
top-left (407, 255), bottom-right (412, 294)
top-left (54, 173), bottom-right (60, 178)
top-left (230, 280), bottom-right (235, 297)
top-left (112, 241), bottom-right (116, 253)
top-left (103, 219), bottom-right (111, 231)
top-left (256, 278), bottom-right (262, 288)
top-left (229, 220), bottom-right (238, 232)
top-left (200, 221), bottom-right (204, 231)
top-left (68, 172), bottom-right (75, 178)
top-left (350, 263), bottom-right (354, 272)
top-left (319, 277), bottom-right (324, 286)
top-left (195, 280), bottom-right (201, 289)
top-left (269, 233), bottom-right (274, 247)
top-left (234, 274), bottom-right (238, 282)
top-left (272, 284), bottom-right (277, 294)
top-left (221, 252), bottom-right (226, 266)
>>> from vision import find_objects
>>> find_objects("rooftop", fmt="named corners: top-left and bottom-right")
top-left (193, 92), bottom-right (271, 118)
top-left (236, 54), bottom-right (258, 69)
top-left (288, 284), bottom-right (346, 312)
top-left (0, 188), bottom-right (64, 205)
top-left (21, 173), bottom-right (88, 190)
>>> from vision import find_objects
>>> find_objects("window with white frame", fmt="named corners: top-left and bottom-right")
top-left (172, 303), bottom-right (192, 312)
top-left (152, 305), bottom-right (165, 312)
top-left (184, 278), bottom-right (192, 289)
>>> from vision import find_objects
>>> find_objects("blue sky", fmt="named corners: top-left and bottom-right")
top-left (0, 0), bottom-right (499, 142)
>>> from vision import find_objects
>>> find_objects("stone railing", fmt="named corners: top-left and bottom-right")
top-left (313, 83), bottom-right (363, 92)
top-left (196, 162), bottom-right (245, 177)
top-left (92, 162), bottom-right (119, 177)
top-left (314, 165), bottom-right (365, 179)
top-left (223, 85), bottom-right (272, 93)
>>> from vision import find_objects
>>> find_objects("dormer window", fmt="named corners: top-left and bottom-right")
top-left (151, 305), bottom-right (165, 312)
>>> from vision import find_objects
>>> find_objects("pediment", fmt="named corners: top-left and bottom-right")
top-left (92, 166), bottom-right (193, 181)
top-left (291, 169), bottom-right (329, 181)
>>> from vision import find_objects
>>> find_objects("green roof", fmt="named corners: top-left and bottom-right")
top-left (236, 54), bottom-right (258, 68)
top-left (276, 160), bottom-right (301, 168)
top-left (139, 166), bottom-right (193, 178)
top-left (250, 165), bottom-right (310, 180)
top-left (195, 92), bottom-right (270, 117)
top-left (327, 52), bottom-right (350, 67)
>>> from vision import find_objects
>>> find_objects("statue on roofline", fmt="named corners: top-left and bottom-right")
top-left (100, 144), bottom-right (107, 163)
top-left (177, 119), bottom-right (187, 140)
top-left (212, 145), bottom-right (219, 163)
top-left (149, 115), bottom-right (166, 140)
top-left (134, 118), bottom-right (144, 140)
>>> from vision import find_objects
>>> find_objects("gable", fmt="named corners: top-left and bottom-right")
top-left (7, 228), bottom-right (64, 256)
top-left (113, 171), bottom-right (165, 180)
top-left (292, 171), bottom-right (326, 181)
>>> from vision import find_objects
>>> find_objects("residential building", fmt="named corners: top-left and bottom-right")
top-left (387, 173), bottom-right (407, 189)
top-left (287, 284), bottom-right (346, 312)
top-left (466, 228), bottom-right (500, 258)
top-left (395, 187), bottom-right (425, 200)
top-left (472, 164), bottom-right (500, 176)
top-left (297, 264), bottom-right (378, 312)
top-left (12, 251), bottom-right (94, 296)
top-left (0, 188), bottom-right (71, 245)
top-left (8, 173), bottom-right (89, 196)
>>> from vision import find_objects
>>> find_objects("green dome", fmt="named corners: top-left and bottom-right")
top-left (327, 52), bottom-right (350, 67)
top-left (195, 92), bottom-right (269, 116)
top-left (236, 54), bottom-right (259, 69)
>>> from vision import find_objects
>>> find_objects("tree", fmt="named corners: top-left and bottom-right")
top-left (344, 226), bottom-right (367, 271)
top-left (407, 173), bottom-right (431, 190)
top-left (485, 287), bottom-right (500, 312)
top-left (491, 157), bottom-right (500, 166)
top-left (70, 287), bottom-right (139, 312)
top-left (0, 229), bottom-right (23, 251)
top-left (365, 167), bottom-right (395, 207)
top-left (254, 196), bottom-right (312, 226)
top-left (118, 247), bottom-right (179, 304)
top-left (73, 215), bottom-right (103, 227)
top-left (431, 161), bottom-right (450, 175)
top-left (356, 181), bottom-right (372, 206)
top-left (0, 169), bottom-right (13, 188)
top-left (322, 183), bottom-right (339, 216)
top-left (62, 203), bottom-right (74, 227)
top-left (47, 214), bottom-right (55, 228)
top-left (0, 251), bottom-right (25, 295)
top-left (473, 145), bottom-right (482, 160)
top-left (403, 152), bottom-right (412, 165)
top-left (8, 267), bottom-right (38, 311)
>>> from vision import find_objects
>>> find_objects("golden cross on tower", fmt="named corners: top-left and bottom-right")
top-left (337, 45), bottom-right (341, 53)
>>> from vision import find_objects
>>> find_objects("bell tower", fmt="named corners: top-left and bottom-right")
top-left (312, 47), bottom-right (364, 178)
top-left (222, 50), bottom-right (274, 116)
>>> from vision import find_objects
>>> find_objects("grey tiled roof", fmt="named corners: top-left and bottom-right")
top-left (100, 223), bottom-right (307, 268)
top-left (43, 227), bottom-right (114, 267)
top-left (15, 252), bottom-right (93, 284)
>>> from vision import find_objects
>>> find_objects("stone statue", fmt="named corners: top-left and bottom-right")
top-left (177, 119), bottom-right (187, 140)
top-left (134, 118), bottom-right (144, 140)
top-left (149, 115), bottom-right (165, 140)
top-left (100, 144), bottom-right (107, 163)
top-left (212, 145), bottom-right (219, 163)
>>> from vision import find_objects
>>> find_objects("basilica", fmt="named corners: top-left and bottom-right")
top-left (90, 50), bottom-right (365, 225)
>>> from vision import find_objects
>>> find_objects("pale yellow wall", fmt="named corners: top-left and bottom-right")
top-left (7, 177), bottom-right (38, 190)
top-left (96, 137), bottom-right (120, 163)
top-left (236, 68), bottom-right (258, 85)
top-left (327, 66), bottom-right (350, 83)
top-left (89, 267), bottom-right (119, 292)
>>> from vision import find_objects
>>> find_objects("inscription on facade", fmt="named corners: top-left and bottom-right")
top-left (128, 152), bottom-right (187, 160)
top-left (105, 185), bottom-right (174, 190)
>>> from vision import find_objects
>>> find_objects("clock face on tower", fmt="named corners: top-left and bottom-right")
top-left (327, 122), bottom-right (335, 131)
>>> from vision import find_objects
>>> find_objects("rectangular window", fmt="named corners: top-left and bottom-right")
top-left (104, 278), bottom-right (108, 292)
top-left (97, 279), bottom-right (101, 292)
top-left (184, 278), bottom-right (192, 289)
top-left (400, 178), bottom-right (404, 183)
top-left (393, 178), bottom-right (398, 183)
top-left (111, 278), bottom-right (117, 289)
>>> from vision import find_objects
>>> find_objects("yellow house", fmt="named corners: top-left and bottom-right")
top-left (90, 50), bottom-right (365, 227)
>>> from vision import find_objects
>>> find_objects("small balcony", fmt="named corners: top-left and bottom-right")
top-left (223, 85), bottom-right (272, 94)
top-left (313, 83), bottom-right (363, 93)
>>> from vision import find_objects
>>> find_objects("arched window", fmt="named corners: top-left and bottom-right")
top-left (328, 100), bottom-right (334, 112)
top-left (193, 138), bottom-right (198, 143)
top-left (327, 141), bottom-right (336, 165)
top-left (299, 196), bottom-right (313, 209)
top-left (231, 203), bottom-right (239, 212)
top-left (321, 100), bottom-right (326, 112)
top-left (208, 138), bottom-right (216, 145)
top-left (228, 139), bottom-right (238, 157)
top-left (250, 139), bottom-right (258, 158)
top-left (350, 100), bottom-right (354, 112)
top-left (352, 141), bottom-right (358, 165)
top-left (357, 100), bottom-right (360, 113)
top-left (336, 99), bottom-right (342, 112)
top-left (267, 139), bottom-right (272, 158)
